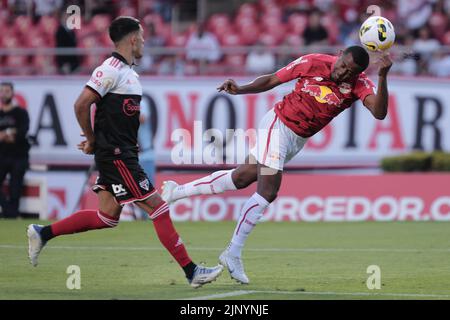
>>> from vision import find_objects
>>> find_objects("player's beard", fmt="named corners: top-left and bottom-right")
top-left (1, 97), bottom-right (12, 105)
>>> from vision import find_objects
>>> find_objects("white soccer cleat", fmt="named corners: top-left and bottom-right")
top-left (219, 250), bottom-right (250, 284)
top-left (161, 180), bottom-right (178, 204)
top-left (189, 264), bottom-right (224, 288)
top-left (27, 224), bottom-right (46, 267)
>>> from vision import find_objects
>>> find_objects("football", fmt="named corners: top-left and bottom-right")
top-left (359, 16), bottom-right (395, 52)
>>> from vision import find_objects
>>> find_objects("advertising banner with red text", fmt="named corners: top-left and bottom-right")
top-left (77, 173), bottom-right (450, 222)
top-left (6, 76), bottom-right (450, 168)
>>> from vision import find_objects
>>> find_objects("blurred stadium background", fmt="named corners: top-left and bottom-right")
top-left (0, 0), bottom-right (448, 221)
top-left (1, 0), bottom-right (450, 300)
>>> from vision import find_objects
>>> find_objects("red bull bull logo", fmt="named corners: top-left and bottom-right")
top-left (301, 81), bottom-right (342, 106)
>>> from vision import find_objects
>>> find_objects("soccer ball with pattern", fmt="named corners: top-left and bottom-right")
top-left (359, 16), bottom-right (395, 52)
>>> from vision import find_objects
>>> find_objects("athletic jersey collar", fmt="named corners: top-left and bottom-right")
top-left (112, 52), bottom-right (131, 66)
top-left (329, 56), bottom-right (338, 80)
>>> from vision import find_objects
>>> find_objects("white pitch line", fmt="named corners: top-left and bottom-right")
top-left (180, 290), bottom-right (254, 300)
top-left (1, 244), bottom-right (450, 253)
top-left (182, 290), bottom-right (450, 300)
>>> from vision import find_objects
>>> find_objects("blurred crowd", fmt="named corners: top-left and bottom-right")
top-left (0, 0), bottom-right (450, 77)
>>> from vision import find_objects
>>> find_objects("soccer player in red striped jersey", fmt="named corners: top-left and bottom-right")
top-left (26, 16), bottom-right (223, 288)
top-left (161, 46), bottom-right (393, 284)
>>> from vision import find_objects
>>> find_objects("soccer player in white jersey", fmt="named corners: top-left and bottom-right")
top-left (27, 16), bottom-right (223, 288)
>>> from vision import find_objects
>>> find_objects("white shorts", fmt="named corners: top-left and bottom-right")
top-left (250, 108), bottom-right (308, 171)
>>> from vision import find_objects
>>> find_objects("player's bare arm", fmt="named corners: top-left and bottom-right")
top-left (363, 53), bottom-right (393, 120)
top-left (74, 87), bottom-right (99, 154)
top-left (217, 73), bottom-right (282, 95)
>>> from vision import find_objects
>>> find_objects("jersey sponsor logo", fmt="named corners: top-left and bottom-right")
top-left (89, 76), bottom-right (102, 87)
top-left (122, 98), bottom-right (140, 116)
top-left (286, 57), bottom-right (308, 70)
top-left (112, 183), bottom-right (127, 196)
top-left (139, 179), bottom-right (150, 191)
top-left (301, 80), bottom-right (342, 106)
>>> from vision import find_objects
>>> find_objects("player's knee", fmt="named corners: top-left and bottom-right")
top-left (257, 188), bottom-right (278, 203)
top-left (232, 170), bottom-right (257, 189)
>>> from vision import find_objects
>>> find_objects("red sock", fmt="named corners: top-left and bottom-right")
top-left (150, 202), bottom-right (192, 267)
top-left (51, 209), bottom-right (119, 236)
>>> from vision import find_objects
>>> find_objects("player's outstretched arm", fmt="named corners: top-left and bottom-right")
top-left (217, 73), bottom-right (282, 95)
top-left (74, 87), bottom-right (99, 154)
top-left (363, 53), bottom-right (393, 120)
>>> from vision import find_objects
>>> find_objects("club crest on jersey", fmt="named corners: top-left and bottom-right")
top-left (338, 83), bottom-right (352, 94)
top-left (122, 98), bottom-right (140, 116)
top-left (139, 179), bottom-right (150, 191)
top-left (301, 80), bottom-right (342, 106)
top-left (102, 77), bottom-right (114, 90)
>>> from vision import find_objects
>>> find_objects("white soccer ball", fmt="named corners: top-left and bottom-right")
top-left (359, 16), bottom-right (395, 52)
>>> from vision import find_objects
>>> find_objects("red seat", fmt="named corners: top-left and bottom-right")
top-left (143, 13), bottom-right (164, 29)
top-left (168, 33), bottom-right (187, 47)
top-left (118, 7), bottom-right (137, 17)
top-left (220, 32), bottom-right (242, 46)
top-left (90, 14), bottom-right (111, 33)
top-left (288, 13), bottom-right (308, 34)
top-left (240, 25), bottom-right (260, 45)
top-left (237, 3), bottom-right (258, 20)
top-left (322, 14), bottom-right (338, 44)
top-left (224, 54), bottom-right (246, 75)
top-left (38, 16), bottom-right (58, 39)
top-left (429, 12), bottom-right (448, 41)
top-left (5, 55), bottom-right (29, 74)
top-left (443, 31), bottom-right (450, 45)
top-left (14, 15), bottom-right (33, 36)
top-left (284, 33), bottom-right (304, 46)
top-left (32, 55), bottom-right (56, 75)
top-left (259, 33), bottom-right (278, 46)
top-left (75, 23), bottom-right (95, 40)
top-left (79, 35), bottom-right (98, 48)
top-left (262, 5), bottom-right (282, 20)
top-left (208, 14), bottom-right (231, 33)
top-left (2, 34), bottom-right (20, 48)
top-left (27, 34), bottom-right (46, 48)
top-left (261, 16), bottom-right (286, 42)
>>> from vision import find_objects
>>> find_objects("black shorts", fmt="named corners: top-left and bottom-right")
top-left (92, 157), bottom-right (156, 206)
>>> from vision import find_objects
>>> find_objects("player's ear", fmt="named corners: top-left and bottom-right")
top-left (337, 49), bottom-right (344, 57)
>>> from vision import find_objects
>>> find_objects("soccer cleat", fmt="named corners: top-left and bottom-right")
top-left (27, 224), bottom-right (46, 267)
top-left (161, 180), bottom-right (178, 204)
top-left (219, 250), bottom-right (249, 284)
top-left (188, 264), bottom-right (224, 288)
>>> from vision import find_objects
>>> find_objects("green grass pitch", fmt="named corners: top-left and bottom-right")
top-left (1, 219), bottom-right (450, 300)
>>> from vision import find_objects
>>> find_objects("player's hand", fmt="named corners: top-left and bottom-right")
top-left (377, 52), bottom-right (393, 77)
top-left (217, 79), bottom-right (240, 95)
top-left (77, 139), bottom-right (95, 155)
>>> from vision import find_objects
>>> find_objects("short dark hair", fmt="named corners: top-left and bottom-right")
top-left (109, 16), bottom-right (141, 43)
top-left (343, 46), bottom-right (370, 71)
top-left (0, 82), bottom-right (14, 91)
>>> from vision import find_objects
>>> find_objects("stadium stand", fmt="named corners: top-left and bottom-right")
top-left (0, 0), bottom-right (449, 76)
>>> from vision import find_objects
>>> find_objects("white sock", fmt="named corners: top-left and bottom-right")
top-left (228, 192), bottom-right (270, 257)
top-left (171, 169), bottom-right (237, 202)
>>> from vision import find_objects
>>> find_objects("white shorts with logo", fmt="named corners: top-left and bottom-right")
top-left (249, 108), bottom-right (308, 171)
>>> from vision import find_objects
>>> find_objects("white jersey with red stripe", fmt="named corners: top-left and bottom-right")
top-left (85, 52), bottom-right (143, 160)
